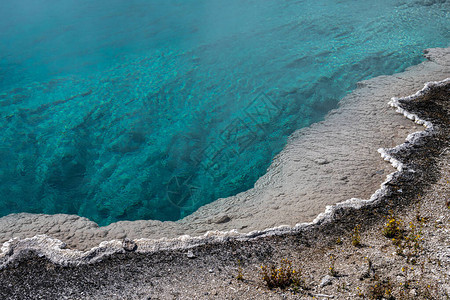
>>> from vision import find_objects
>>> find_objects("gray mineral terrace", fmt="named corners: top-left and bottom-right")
top-left (0, 46), bottom-right (449, 256)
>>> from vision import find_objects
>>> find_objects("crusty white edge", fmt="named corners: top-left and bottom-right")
top-left (0, 78), bottom-right (448, 269)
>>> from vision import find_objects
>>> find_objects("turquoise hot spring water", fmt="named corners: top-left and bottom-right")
top-left (0, 0), bottom-right (448, 226)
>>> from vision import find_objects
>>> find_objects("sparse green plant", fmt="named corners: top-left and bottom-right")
top-left (352, 224), bottom-right (361, 247)
top-left (260, 259), bottom-right (304, 290)
top-left (394, 238), bottom-right (405, 256)
top-left (415, 207), bottom-right (429, 224)
top-left (336, 237), bottom-right (343, 245)
top-left (328, 255), bottom-right (338, 277)
top-left (338, 282), bottom-right (348, 292)
top-left (405, 221), bottom-right (423, 256)
top-left (236, 259), bottom-right (244, 281)
top-left (392, 218), bottom-right (424, 260)
top-left (399, 267), bottom-right (441, 300)
top-left (362, 257), bottom-right (374, 279)
top-left (366, 275), bottom-right (394, 300)
top-left (400, 266), bottom-right (411, 289)
top-left (382, 211), bottom-right (403, 239)
top-left (418, 283), bottom-right (439, 300)
top-left (356, 286), bottom-right (364, 297)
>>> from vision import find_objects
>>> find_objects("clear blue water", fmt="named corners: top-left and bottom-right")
top-left (0, 0), bottom-right (448, 226)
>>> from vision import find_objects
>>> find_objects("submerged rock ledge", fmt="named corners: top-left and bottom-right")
top-left (0, 46), bottom-right (448, 269)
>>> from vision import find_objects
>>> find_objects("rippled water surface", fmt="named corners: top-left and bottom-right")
top-left (0, 0), bottom-right (448, 225)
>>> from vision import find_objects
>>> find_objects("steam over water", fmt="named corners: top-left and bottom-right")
top-left (0, 0), bottom-right (448, 225)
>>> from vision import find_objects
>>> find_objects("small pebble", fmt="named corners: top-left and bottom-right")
top-left (214, 215), bottom-right (231, 224)
top-left (319, 275), bottom-right (333, 288)
top-left (315, 158), bottom-right (329, 165)
top-left (122, 238), bottom-right (137, 252)
top-left (187, 250), bottom-right (196, 259)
